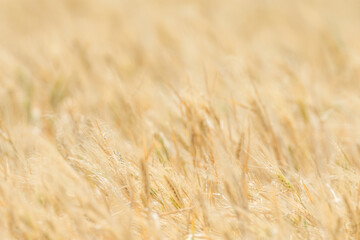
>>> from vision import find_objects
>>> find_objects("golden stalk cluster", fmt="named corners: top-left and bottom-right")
top-left (0, 0), bottom-right (360, 239)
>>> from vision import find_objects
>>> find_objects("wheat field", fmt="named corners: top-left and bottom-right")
top-left (0, 0), bottom-right (360, 239)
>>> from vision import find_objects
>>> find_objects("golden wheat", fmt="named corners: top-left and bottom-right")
top-left (1, 0), bottom-right (360, 239)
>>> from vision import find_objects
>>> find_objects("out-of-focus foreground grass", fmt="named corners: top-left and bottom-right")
top-left (1, 0), bottom-right (360, 239)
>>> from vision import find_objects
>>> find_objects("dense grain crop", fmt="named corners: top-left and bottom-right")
top-left (1, 0), bottom-right (360, 239)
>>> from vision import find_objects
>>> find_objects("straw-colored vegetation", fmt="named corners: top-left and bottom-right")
top-left (1, 0), bottom-right (360, 239)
